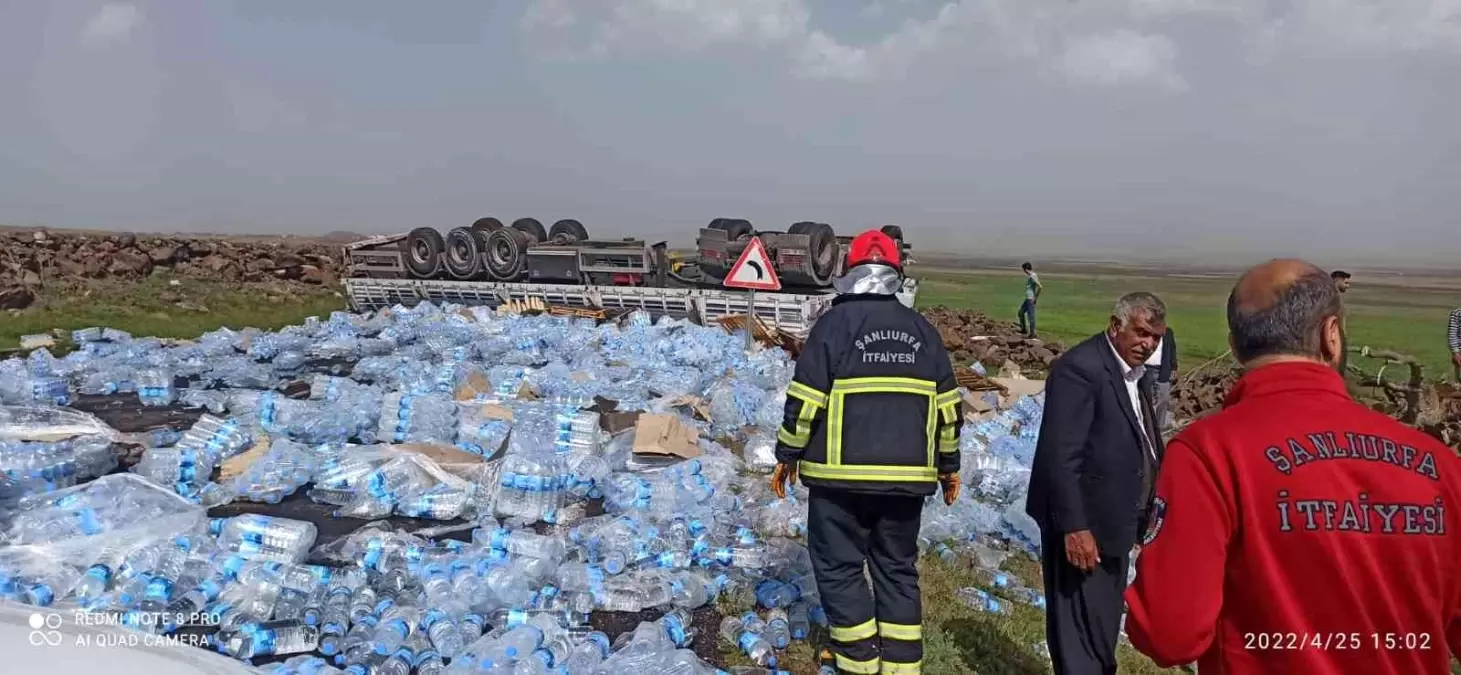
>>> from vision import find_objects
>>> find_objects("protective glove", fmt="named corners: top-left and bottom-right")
top-left (770, 462), bottom-right (798, 500)
top-left (938, 472), bottom-right (961, 506)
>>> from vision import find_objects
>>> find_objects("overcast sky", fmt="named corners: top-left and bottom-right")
top-left (1, 1), bottom-right (1457, 265)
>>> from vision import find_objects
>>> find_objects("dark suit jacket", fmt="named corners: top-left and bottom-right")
top-left (1026, 332), bottom-right (1165, 556)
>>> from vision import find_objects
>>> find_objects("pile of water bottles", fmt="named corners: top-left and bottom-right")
top-left (0, 300), bottom-right (1053, 672)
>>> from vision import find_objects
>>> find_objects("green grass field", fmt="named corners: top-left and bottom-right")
top-left (914, 268), bottom-right (1460, 380)
top-left (0, 276), bottom-right (345, 349)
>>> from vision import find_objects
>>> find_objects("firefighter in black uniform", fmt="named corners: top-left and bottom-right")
top-left (770, 229), bottom-right (962, 675)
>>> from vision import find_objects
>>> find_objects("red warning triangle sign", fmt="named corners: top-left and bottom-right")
top-left (722, 236), bottom-right (782, 291)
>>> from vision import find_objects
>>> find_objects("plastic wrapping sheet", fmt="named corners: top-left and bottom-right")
top-left (0, 406), bottom-right (119, 443)
top-left (0, 474), bottom-right (208, 607)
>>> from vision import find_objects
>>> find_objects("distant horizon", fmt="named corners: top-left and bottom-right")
top-left (7, 219), bottom-right (1458, 274)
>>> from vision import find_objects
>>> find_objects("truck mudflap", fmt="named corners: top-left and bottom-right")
top-left (342, 278), bottom-right (868, 339)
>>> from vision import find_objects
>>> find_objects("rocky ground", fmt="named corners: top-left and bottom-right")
top-left (923, 306), bottom-right (1461, 451)
top-left (921, 306), bottom-right (1065, 375)
top-left (0, 229), bottom-right (343, 310)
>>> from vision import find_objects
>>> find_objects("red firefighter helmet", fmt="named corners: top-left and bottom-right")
top-left (845, 229), bottom-right (902, 271)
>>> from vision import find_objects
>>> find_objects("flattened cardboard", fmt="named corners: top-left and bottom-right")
top-left (631, 414), bottom-right (702, 459)
top-left (218, 435), bottom-right (272, 482)
top-left (393, 442), bottom-right (488, 465)
top-left (454, 369), bottom-right (494, 401)
top-left (662, 395), bottom-right (713, 422)
top-left (991, 377), bottom-right (1045, 399)
top-left (474, 403), bottom-right (515, 421)
top-left (601, 411), bottom-right (642, 435)
top-left (962, 389), bottom-right (994, 413)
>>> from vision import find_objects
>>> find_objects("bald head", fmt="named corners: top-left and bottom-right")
top-left (1227, 259), bottom-right (1344, 365)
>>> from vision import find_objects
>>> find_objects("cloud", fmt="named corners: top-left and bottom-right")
top-left (1057, 30), bottom-right (1185, 91)
top-left (1261, 0), bottom-right (1461, 57)
top-left (80, 1), bottom-right (143, 50)
top-left (520, 0), bottom-right (1461, 90)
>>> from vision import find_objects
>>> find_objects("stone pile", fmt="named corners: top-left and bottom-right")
top-left (0, 229), bottom-right (343, 310)
top-left (921, 306), bottom-right (1065, 374)
top-left (1172, 365), bottom-right (1242, 422)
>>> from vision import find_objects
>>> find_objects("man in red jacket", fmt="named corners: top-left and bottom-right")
top-left (1125, 259), bottom-right (1461, 674)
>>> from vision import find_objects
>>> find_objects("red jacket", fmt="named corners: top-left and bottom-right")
top-left (1125, 361), bottom-right (1461, 674)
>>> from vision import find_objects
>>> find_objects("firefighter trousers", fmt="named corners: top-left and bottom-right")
top-left (807, 487), bottom-right (926, 674)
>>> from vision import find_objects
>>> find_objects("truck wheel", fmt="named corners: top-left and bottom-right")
top-left (511, 218), bottom-right (547, 243)
top-left (880, 224), bottom-right (904, 241)
top-left (549, 219), bottom-right (589, 244)
top-left (471, 228), bottom-right (493, 275)
top-left (472, 217), bottom-right (504, 233)
top-left (804, 223), bottom-right (837, 279)
top-left (443, 227), bottom-right (482, 279)
top-left (788, 221), bottom-right (817, 235)
top-left (405, 227), bottom-right (445, 279)
top-left (718, 218), bottom-right (754, 241)
top-left (485, 227), bottom-right (530, 280)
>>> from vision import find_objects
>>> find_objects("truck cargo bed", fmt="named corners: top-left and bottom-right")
top-left (343, 278), bottom-right (853, 339)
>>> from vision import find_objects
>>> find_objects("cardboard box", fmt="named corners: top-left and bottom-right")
top-left (454, 369), bottom-right (494, 401)
top-left (631, 414), bottom-right (702, 459)
top-left (392, 442), bottom-right (489, 466)
top-left (217, 435), bottom-right (273, 482)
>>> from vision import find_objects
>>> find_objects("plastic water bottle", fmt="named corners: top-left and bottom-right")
top-left (135, 369), bottom-right (175, 407)
top-left (737, 629), bottom-right (777, 667)
top-left (764, 608), bottom-right (791, 649)
top-left (221, 619), bottom-right (321, 658)
top-left (786, 602), bottom-right (810, 640)
top-left (562, 631), bottom-right (610, 672)
top-left (972, 567), bottom-right (1015, 589)
top-left (210, 515), bottom-right (317, 563)
top-left (955, 587), bottom-right (1012, 615)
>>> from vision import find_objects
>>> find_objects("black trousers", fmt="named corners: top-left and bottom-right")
top-left (1040, 527), bottom-right (1130, 675)
top-left (808, 487), bottom-right (925, 674)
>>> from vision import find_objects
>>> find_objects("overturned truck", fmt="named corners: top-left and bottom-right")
top-left (340, 217), bottom-right (917, 338)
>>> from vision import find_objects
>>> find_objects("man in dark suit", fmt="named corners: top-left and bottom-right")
top-left (1026, 291), bottom-right (1168, 675)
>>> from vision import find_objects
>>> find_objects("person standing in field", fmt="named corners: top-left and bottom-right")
top-left (1331, 269), bottom-right (1352, 293)
top-left (1140, 326), bottom-right (1177, 433)
top-left (1449, 307), bottom-right (1460, 381)
top-left (1125, 259), bottom-right (1461, 675)
top-left (1025, 292), bottom-right (1167, 675)
top-left (1018, 262), bottom-right (1043, 338)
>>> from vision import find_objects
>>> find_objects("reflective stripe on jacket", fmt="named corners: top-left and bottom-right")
top-left (774, 293), bottom-right (961, 497)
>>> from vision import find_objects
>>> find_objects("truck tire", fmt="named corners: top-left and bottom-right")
top-left (472, 217), bottom-right (504, 233)
top-left (716, 218), bottom-right (754, 241)
top-left (443, 227), bottom-right (482, 279)
top-left (470, 228), bottom-right (493, 273)
top-left (880, 224), bottom-right (904, 242)
top-left (484, 227), bottom-right (530, 280)
top-left (802, 222), bottom-right (837, 279)
top-left (549, 219), bottom-right (589, 244)
top-left (788, 221), bottom-right (817, 235)
top-left (405, 227), bottom-right (445, 279)
top-left (511, 218), bottom-right (547, 243)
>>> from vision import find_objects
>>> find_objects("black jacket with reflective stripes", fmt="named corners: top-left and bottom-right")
top-left (774, 293), bottom-right (962, 497)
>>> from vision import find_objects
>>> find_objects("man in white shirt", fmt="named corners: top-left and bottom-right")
top-left (1026, 292), bottom-right (1167, 675)
top-left (1140, 327), bottom-right (1177, 433)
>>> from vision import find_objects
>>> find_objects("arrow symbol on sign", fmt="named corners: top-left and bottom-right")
top-left (745, 261), bottom-right (764, 279)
